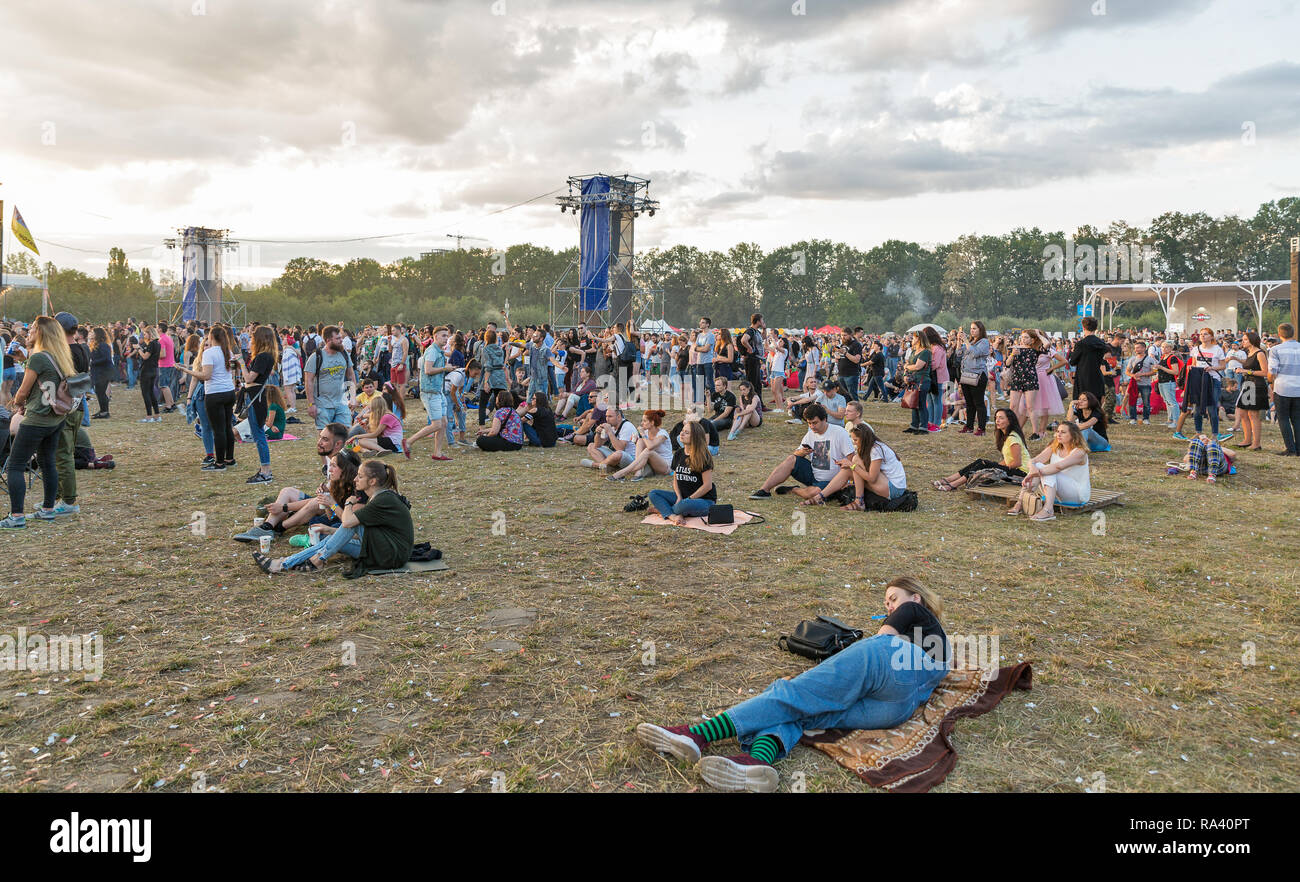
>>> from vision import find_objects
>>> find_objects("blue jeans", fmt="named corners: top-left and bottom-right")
top-left (1158, 381), bottom-right (1180, 424)
top-left (445, 394), bottom-right (461, 444)
top-left (1193, 376), bottom-right (1221, 436)
top-left (647, 489), bottom-right (712, 519)
top-left (1132, 384), bottom-right (1152, 420)
top-left (81, 397), bottom-right (90, 427)
top-left (909, 399), bottom-right (927, 430)
top-left (726, 634), bottom-right (948, 759)
top-left (282, 524), bottom-right (364, 568)
top-left (1081, 426), bottom-right (1111, 452)
top-left (248, 406), bottom-right (271, 468)
top-left (928, 386), bottom-right (943, 425)
top-left (125, 360), bottom-right (137, 389)
top-left (699, 362), bottom-right (715, 399)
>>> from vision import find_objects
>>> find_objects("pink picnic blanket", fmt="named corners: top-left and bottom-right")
top-left (639, 510), bottom-right (757, 536)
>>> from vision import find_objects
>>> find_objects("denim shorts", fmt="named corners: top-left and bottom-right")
top-left (888, 482), bottom-right (907, 500)
top-left (421, 391), bottom-right (446, 422)
top-left (791, 456), bottom-right (830, 489)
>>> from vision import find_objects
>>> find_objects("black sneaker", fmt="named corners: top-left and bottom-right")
top-left (246, 472), bottom-right (274, 484)
top-left (748, 489), bottom-right (771, 499)
top-left (201, 462), bottom-right (226, 471)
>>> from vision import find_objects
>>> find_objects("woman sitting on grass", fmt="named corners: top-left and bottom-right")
top-left (237, 448), bottom-right (359, 543)
top-left (798, 422), bottom-right (907, 509)
top-left (607, 409), bottom-right (672, 481)
top-left (351, 394), bottom-right (404, 455)
top-left (647, 418), bottom-right (716, 524)
top-left (726, 380), bottom-right (763, 442)
top-left (1007, 421), bottom-right (1091, 521)
top-left (520, 391), bottom-right (558, 448)
top-left (932, 407), bottom-right (1028, 491)
top-left (475, 389), bottom-right (525, 452)
top-left (1069, 391), bottom-right (1110, 452)
top-left (636, 575), bottom-right (949, 792)
top-left (255, 459), bottom-right (413, 574)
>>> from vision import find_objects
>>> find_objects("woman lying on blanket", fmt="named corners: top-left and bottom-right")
top-left (236, 448), bottom-right (359, 542)
top-left (1174, 433), bottom-right (1234, 483)
top-left (1006, 420), bottom-right (1091, 521)
top-left (932, 408), bottom-right (1028, 491)
top-left (636, 575), bottom-right (949, 792)
top-left (795, 422), bottom-right (907, 510)
top-left (647, 418), bottom-right (716, 524)
top-left (254, 459), bottom-right (413, 574)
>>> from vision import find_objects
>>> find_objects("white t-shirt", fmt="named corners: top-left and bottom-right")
top-left (642, 427), bottom-right (672, 462)
top-left (1190, 344), bottom-right (1226, 380)
top-left (1227, 348), bottom-right (1246, 372)
top-left (605, 418), bottom-right (640, 449)
top-left (202, 345), bottom-right (235, 394)
top-left (799, 424), bottom-right (855, 483)
top-left (870, 442), bottom-right (907, 489)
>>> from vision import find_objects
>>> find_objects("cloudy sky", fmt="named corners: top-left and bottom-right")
top-left (1, 0), bottom-right (1297, 283)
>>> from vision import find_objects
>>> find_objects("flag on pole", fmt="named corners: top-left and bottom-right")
top-left (11, 206), bottom-right (39, 256)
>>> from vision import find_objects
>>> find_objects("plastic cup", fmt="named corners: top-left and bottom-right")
top-left (309, 526), bottom-right (322, 545)
top-left (259, 535), bottom-right (272, 553)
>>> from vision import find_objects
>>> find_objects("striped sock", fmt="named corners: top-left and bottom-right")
top-left (689, 712), bottom-right (736, 743)
top-left (748, 735), bottom-right (780, 765)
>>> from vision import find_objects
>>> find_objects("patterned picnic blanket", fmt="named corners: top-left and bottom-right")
top-left (801, 662), bottom-right (1032, 792)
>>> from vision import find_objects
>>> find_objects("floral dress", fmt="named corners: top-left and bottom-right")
top-left (1009, 347), bottom-right (1039, 392)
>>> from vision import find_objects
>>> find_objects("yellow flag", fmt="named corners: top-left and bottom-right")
top-left (11, 206), bottom-right (39, 256)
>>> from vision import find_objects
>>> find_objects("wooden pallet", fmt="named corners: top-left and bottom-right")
top-left (964, 482), bottom-right (1125, 513)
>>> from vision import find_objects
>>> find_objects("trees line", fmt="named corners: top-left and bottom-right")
top-left (5, 197), bottom-right (1296, 330)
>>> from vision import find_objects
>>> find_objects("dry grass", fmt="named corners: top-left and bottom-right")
top-left (1, 388), bottom-right (1297, 792)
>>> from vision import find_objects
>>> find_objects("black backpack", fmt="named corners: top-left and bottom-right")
top-left (778, 616), bottom-right (864, 661)
top-left (864, 488), bottom-right (918, 512)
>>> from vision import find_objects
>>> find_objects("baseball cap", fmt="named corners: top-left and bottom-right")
top-left (55, 312), bottom-right (79, 333)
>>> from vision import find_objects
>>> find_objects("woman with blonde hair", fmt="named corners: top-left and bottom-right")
top-left (351, 394), bottom-right (404, 455)
top-left (1, 317), bottom-right (77, 528)
top-left (176, 325), bottom-right (237, 469)
top-left (1007, 420), bottom-right (1091, 521)
top-left (637, 575), bottom-right (949, 792)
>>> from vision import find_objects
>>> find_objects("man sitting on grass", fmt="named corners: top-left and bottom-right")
top-left (748, 403), bottom-right (855, 500)
top-left (580, 406), bottom-right (641, 472)
top-left (234, 423), bottom-right (349, 544)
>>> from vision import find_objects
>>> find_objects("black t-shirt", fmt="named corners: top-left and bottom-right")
top-left (670, 449), bottom-right (716, 502)
top-left (531, 407), bottom-right (557, 447)
top-left (869, 351), bottom-right (885, 377)
top-left (245, 351), bottom-right (275, 413)
top-left (1070, 404), bottom-right (1107, 440)
top-left (883, 601), bottom-right (948, 664)
top-left (139, 340), bottom-right (160, 374)
top-left (670, 418), bottom-right (719, 452)
top-left (70, 341), bottom-right (91, 374)
top-left (838, 340), bottom-right (862, 376)
top-left (712, 390), bottom-right (736, 419)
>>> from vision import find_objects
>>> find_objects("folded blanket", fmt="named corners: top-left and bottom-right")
top-left (801, 662), bottom-right (1032, 792)
top-left (640, 510), bottom-right (757, 535)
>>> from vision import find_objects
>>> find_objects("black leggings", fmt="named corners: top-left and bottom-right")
top-left (6, 420), bottom-right (61, 514)
top-left (958, 458), bottom-right (1024, 480)
top-left (204, 389), bottom-right (237, 463)
top-left (94, 374), bottom-right (112, 413)
top-left (961, 373), bottom-right (988, 431)
top-left (140, 371), bottom-right (160, 416)
top-left (479, 386), bottom-right (505, 425)
top-left (476, 434), bottom-right (521, 452)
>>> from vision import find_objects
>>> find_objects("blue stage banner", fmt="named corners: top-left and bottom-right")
top-left (182, 237), bottom-right (200, 322)
top-left (579, 176), bottom-right (610, 311)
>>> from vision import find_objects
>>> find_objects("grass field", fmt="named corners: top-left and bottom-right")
top-left (1, 387), bottom-right (1297, 793)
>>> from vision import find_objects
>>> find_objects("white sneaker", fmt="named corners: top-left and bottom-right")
top-left (1129, 419), bottom-right (1137, 425)
top-left (1142, 419), bottom-right (1149, 425)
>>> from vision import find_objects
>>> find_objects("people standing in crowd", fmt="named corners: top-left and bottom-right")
top-left (739, 313), bottom-right (766, 412)
top-left (694, 317), bottom-right (716, 407)
top-left (1070, 315), bottom-right (1108, 405)
top-left (902, 330), bottom-right (933, 434)
top-left (714, 327), bottom-right (737, 385)
top-left (89, 326), bottom-right (115, 420)
top-left (135, 325), bottom-right (162, 422)
top-left (177, 325), bottom-right (238, 471)
top-left (239, 325), bottom-right (279, 484)
top-left (958, 321), bottom-right (990, 435)
top-left (1007, 330), bottom-right (1041, 440)
top-left (1184, 326), bottom-right (1229, 441)
top-left (303, 326), bottom-right (357, 431)
top-left (1267, 322), bottom-right (1300, 456)
top-left (835, 329), bottom-right (862, 404)
top-left (478, 329), bottom-right (507, 427)
top-left (1157, 345), bottom-right (1185, 429)
top-left (156, 320), bottom-right (178, 414)
top-left (1123, 340), bottom-right (1158, 425)
top-left (1233, 331), bottom-right (1270, 452)
top-left (1, 317), bottom-right (76, 528)
top-left (767, 333), bottom-right (788, 413)
top-left (52, 313), bottom-right (90, 516)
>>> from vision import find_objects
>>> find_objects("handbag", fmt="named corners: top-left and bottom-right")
top-left (706, 503), bottom-right (734, 525)
top-left (48, 362), bottom-right (94, 416)
top-left (960, 369), bottom-right (982, 386)
top-left (900, 385), bottom-right (920, 409)
top-left (777, 615), bottom-right (864, 661)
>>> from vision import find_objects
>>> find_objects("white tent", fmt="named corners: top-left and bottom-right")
top-left (638, 319), bottom-right (678, 334)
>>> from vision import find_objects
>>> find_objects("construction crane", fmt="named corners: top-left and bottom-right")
top-left (446, 233), bottom-right (488, 250)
